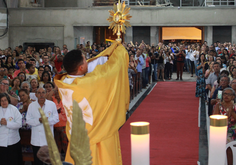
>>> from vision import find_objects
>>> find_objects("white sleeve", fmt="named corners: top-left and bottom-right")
top-left (26, 103), bottom-right (41, 126)
top-left (47, 103), bottom-right (59, 126)
top-left (87, 56), bottom-right (108, 73)
top-left (6, 106), bottom-right (22, 129)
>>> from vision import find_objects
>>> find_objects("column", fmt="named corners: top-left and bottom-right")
top-left (232, 26), bottom-right (236, 44)
top-left (205, 26), bottom-right (213, 46)
top-left (150, 26), bottom-right (159, 46)
top-left (64, 25), bottom-right (74, 51)
top-left (125, 27), bottom-right (133, 43)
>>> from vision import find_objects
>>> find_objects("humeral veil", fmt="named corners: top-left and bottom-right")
top-left (54, 42), bottom-right (130, 165)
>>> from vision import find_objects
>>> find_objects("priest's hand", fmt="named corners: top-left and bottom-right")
top-left (1, 118), bottom-right (7, 125)
top-left (39, 118), bottom-right (42, 123)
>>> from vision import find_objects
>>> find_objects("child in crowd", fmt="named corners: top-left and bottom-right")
top-left (26, 63), bottom-right (38, 82)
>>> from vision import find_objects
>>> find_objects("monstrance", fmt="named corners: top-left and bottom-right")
top-left (107, 0), bottom-right (132, 42)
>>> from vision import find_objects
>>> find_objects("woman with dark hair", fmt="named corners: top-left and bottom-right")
top-left (17, 72), bottom-right (26, 83)
top-left (16, 89), bottom-right (32, 130)
top-left (10, 77), bottom-right (21, 96)
top-left (0, 93), bottom-right (23, 165)
top-left (39, 71), bottom-right (51, 88)
top-left (196, 53), bottom-right (206, 97)
top-left (30, 78), bottom-right (38, 93)
top-left (4, 55), bottom-right (15, 68)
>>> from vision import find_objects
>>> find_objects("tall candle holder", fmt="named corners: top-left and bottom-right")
top-left (130, 122), bottom-right (150, 165)
top-left (208, 115), bottom-right (228, 165)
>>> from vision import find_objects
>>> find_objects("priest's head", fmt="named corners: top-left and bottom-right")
top-left (63, 49), bottom-right (88, 75)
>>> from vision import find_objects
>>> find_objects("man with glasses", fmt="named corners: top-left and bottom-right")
top-left (0, 78), bottom-right (18, 105)
top-left (26, 87), bottom-right (59, 165)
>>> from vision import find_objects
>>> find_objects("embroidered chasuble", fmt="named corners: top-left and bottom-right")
top-left (54, 42), bottom-right (130, 165)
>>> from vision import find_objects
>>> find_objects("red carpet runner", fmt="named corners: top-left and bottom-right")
top-left (119, 82), bottom-right (199, 165)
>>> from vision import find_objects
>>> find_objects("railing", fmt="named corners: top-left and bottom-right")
top-left (93, 0), bottom-right (236, 7)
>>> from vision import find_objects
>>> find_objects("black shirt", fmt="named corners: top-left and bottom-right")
top-left (149, 52), bottom-right (158, 64)
top-left (157, 53), bottom-right (164, 64)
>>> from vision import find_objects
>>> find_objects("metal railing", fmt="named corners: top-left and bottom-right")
top-left (93, 0), bottom-right (236, 6)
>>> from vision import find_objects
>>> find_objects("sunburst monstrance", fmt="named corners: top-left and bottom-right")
top-left (107, 0), bottom-right (132, 42)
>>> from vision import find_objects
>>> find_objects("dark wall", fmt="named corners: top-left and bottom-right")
top-left (133, 26), bottom-right (150, 45)
top-left (45, 0), bottom-right (77, 7)
top-left (213, 26), bottom-right (232, 43)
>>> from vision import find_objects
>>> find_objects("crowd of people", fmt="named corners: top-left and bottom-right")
top-left (0, 40), bottom-right (236, 164)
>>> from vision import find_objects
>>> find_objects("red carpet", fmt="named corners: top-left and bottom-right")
top-left (119, 82), bottom-right (199, 165)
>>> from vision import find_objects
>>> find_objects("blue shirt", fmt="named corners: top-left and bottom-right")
top-left (136, 56), bottom-right (144, 73)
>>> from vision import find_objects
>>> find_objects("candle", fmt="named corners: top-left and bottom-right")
top-left (130, 122), bottom-right (150, 165)
top-left (208, 115), bottom-right (228, 165)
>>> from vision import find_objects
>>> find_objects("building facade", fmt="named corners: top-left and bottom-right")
top-left (0, 0), bottom-right (236, 50)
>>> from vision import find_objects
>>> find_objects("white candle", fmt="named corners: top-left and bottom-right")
top-left (130, 122), bottom-right (150, 165)
top-left (208, 115), bottom-right (228, 165)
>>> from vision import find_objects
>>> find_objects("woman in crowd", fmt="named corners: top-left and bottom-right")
top-left (4, 55), bottom-right (15, 68)
top-left (157, 49), bottom-right (165, 81)
top-left (213, 88), bottom-right (236, 165)
top-left (230, 67), bottom-right (236, 81)
top-left (30, 78), bottom-right (38, 93)
top-left (145, 52), bottom-right (151, 86)
top-left (205, 61), bottom-right (214, 79)
top-left (17, 89), bottom-right (32, 130)
top-left (17, 72), bottom-right (26, 83)
top-left (0, 93), bottom-right (23, 165)
top-left (39, 71), bottom-right (51, 88)
top-left (10, 77), bottom-right (21, 96)
top-left (175, 46), bottom-right (186, 80)
top-left (47, 87), bottom-right (68, 155)
top-left (196, 54), bottom-right (206, 97)
top-left (165, 50), bottom-right (174, 80)
top-left (192, 45), bottom-right (200, 76)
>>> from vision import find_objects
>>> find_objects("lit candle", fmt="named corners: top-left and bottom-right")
top-left (130, 122), bottom-right (150, 165)
top-left (208, 115), bottom-right (228, 165)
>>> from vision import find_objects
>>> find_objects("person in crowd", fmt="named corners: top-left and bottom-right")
top-left (39, 71), bottom-right (51, 88)
top-left (10, 77), bottom-right (21, 96)
top-left (26, 63), bottom-right (38, 82)
top-left (37, 66), bottom-right (44, 82)
top-left (42, 54), bottom-right (53, 71)
top-left (50, 49), bottom-right (63, 74)
top-left (185, 45), bottom-right (192, 74)
top-left (129, 55), bottom-right (137, 90)
top-left (21, 81), bottom-right (37, 101)
top-left (149, 46), bottom-right (158, 81)
top-left (26, 87), bottom-right (59, 165)
top-left (193, 46), bottom-right (200, 76)
top-left (8, 67), bottom-right (14, 80)
top-left (205, 61), bottom-right (214, 79)
top-left (46, 86), bottom-right (68, 155)
top-left (0, 67), bottom-right (6, 80)
top-left (0, 93), bottom-right (23, 165)
top-left (213, 88), bottom-right (236, 165)
top-left (18, 72), bottom-right (26, 83)
top-left (4, 55), bottom-right (15, 68)
top-left (230, 67), bottom-right (236, 81)
top-left (175, 45), bottom-right (186, 80)
top-left (14, 59), bottom-right (29, 78)
top-left (17, 89), bottom-right (32, 130)
top-left (165, 50), bottom-right (174, 80)
top-left (136, 49), bottom-right (144, 91)
top-left (196, 54), bottom-right (206, 97)
top-left (0, 78), bottom-right (18, 106)
top-left (211, 75), bottom-right (230, 106)
top-left (44, 82), bottom-right (54, 99)
top-left (157, 49), bottom-right (165, 81)
top-left (145, 51), bottom-right (151, 86)
top-left (30, 78), bottom-right (38, 93)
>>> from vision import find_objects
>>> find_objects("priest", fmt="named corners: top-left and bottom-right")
top-left (54, 41), bottom-right (130, 165)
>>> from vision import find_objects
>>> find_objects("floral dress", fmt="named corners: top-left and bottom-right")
top-left (219, 103), bottom-right (236, 143)
top-left (195, 62), bottom-right (205, 97)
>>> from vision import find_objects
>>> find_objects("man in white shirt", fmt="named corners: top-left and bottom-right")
top-left (26, 87), bottom-right (59, 165)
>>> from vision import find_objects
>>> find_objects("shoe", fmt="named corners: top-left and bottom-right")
top-left (168, 78), bottom-right (171, 80)
top-left (191, 75), bottom-right (193, 77)
top-left (176, 78), bottom-right (179, 80)
top-left (180, 78), bottom-right (183, 80)
top-left (163, 79), bottom-right (165, 81)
